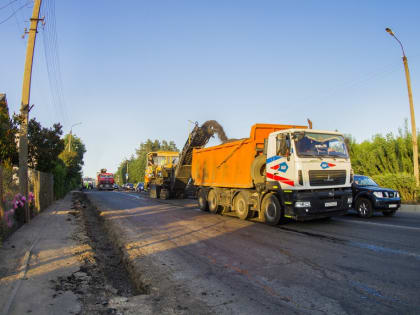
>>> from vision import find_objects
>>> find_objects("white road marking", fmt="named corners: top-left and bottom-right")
top-left (111, 191), bottom-right (142, 200)
top-left (336, 218), bottom-right (420, 232)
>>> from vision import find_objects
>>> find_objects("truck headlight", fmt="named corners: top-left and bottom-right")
top-left (373, 191), bottom-right (383, 198)
top-left (295, 201), bottom-right (311, 208)
top-left (347, 197), bottom-right (353, 204)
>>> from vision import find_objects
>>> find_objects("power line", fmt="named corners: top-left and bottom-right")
top-left (0, 1), bottom-right (30, 25)
top-left (0, 0), bottom-right (19, 11)
top-left (40, 0), bottom-right (69, 125)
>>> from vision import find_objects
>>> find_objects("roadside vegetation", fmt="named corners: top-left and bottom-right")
top-left (114, 139), bottom-right (178, 185)
top-left (0, 98), bottom-right (86, 244)
top-left (347, 121), bottom-right (420, 202)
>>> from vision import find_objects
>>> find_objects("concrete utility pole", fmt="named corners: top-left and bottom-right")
top-left (18, 0), bottom-right (43, 223)
top-left (386, 28), bottom-right (419, 186)
top-left (126, 160), bottom-right (129, 183)
top-left (68, 122), bottom-right (82, 152)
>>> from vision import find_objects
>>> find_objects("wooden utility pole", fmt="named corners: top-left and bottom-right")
top-left (18, 0), bottom-right (43, 223)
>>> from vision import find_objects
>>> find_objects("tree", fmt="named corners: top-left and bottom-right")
top-left (27, 118), bottom-right (64, 173)
top-left (115, 139), bottom-right (178, 184)
top-left (0, 95), bottom-right (18, 165)
top-left (0, 94), bottom-right (18, 220)
top-left (60, 134), bottom-right (86, 187)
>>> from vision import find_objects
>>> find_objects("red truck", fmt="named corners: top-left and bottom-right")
top-left (96, 169), bottom-right (114, 191)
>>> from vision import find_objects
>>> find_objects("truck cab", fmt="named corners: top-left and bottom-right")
top-left (265, 129), bottom-right (353, 220)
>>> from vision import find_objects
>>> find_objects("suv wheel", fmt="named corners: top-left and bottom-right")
top-left (356, 197), bottom-right (373, 218)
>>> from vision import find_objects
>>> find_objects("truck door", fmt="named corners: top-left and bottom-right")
top-left (266, 132), bottom-right (296, 188)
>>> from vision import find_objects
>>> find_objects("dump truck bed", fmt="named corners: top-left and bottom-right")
top-left (191, 123), bottom-right (306, 188)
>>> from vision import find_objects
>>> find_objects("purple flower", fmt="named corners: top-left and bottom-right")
top-left (13, 202), bottom-right (18, 209)
top-left (22, 196), bottom-right (26, 202)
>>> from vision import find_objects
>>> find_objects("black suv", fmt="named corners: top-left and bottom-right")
top-left (352, 175), bottom-right (401, 218)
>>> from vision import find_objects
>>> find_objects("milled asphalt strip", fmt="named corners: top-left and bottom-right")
top-left (2, 207), bottom-right (60, 315)
top-left (335, 218), bottom-right (420, 232)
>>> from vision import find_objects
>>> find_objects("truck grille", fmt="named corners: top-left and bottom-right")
top-left (309, 170), bottom-right (346, 186)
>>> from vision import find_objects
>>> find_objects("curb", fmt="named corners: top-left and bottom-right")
top-left (400, 204), bottom-right (420, 212)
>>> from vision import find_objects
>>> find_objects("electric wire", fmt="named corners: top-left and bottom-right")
top-left (0, 0), bottom-right (19, 11)
top-left (0, 0), bottom-right (31, 25)
top-left (40, 0), bottom-right (69, 126)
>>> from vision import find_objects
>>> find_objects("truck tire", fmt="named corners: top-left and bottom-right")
top-left (198, 189), bottom-right (209, 211)
top-left (356, 197), bottom-right (373, 218)
top-left (251, 155), bottom-right (266, 185)
top-left (160, 188), bottom-right (169, 200)
top-left (233, 192), bottom-right (249, 220)
top-left (149, 185), bottom-right (160, 199)
top-left (208, 189), bottom-right (220, 214)
top-left (261, 193), bottom-right (282, 225)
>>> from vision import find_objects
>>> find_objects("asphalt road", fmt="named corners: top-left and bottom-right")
top-left (86, 190), bottom-right (420, 314)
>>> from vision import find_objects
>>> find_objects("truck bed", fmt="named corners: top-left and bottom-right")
top-left (191, 123), bottom-right (306, 188)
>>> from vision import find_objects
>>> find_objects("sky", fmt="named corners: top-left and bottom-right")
top-left (1, 0), bottom-right (420, 178)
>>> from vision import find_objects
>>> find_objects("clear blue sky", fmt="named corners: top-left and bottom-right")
top-left (1, 1), bottom-right (420, 177)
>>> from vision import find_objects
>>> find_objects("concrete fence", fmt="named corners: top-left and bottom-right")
top-left (0, 165), bottom-right (54, 220)
top-left (29, 168), bottom-right (54, 214)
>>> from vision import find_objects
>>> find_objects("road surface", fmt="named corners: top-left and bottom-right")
top-left (86, 190), bottom-right (420, 314)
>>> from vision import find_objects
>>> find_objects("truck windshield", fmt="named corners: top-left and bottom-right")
top-left (294, 132), bottom-right (349, 158)
top-left (153, 156), bottom-right (166, 166)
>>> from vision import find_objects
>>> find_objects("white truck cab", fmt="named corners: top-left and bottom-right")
top-left (265, 129), bottom-right (353, 220)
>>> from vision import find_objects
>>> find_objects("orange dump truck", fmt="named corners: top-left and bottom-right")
top-left (192, 123), bottom-right (353, 223)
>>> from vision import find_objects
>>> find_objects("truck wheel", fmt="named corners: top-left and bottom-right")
top-left (383, 210), bottom-right (396, 217)
top-left (234, 192), bottom-right (249, 220)
top-left (149, 185), bottom-right (160, 199)
top-left (261, 193), bottom-right (282, 225)
top-left (160, 189), bottom-right (169, 200)
top-left (208, 189), bottom-right (220, 214)
top-left (251, 155), bottom-right (266, 185)
top-left (356, 198), bottom-right (373, 218)
top-left (198, 190), bottom-right (209, 211)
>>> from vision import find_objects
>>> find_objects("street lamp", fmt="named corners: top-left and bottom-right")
top-left (386, 28), bottom-right (419, 186)
top-left (68, 122), bottom-right (82, 152)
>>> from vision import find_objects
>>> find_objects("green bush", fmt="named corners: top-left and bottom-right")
top-left (52, 161), bottom-right (68, 199)
top-left (371, 173), bottom-right (420, 203)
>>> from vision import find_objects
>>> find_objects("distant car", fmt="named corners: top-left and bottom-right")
top-left (135, 182), bottom-right (144, 192)
top-left (113, 183), bottom-right (119, 190)
top-left (125, 183), bottom-right (134, 191)
top-left (352, 175), bottom-right (401, 218)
